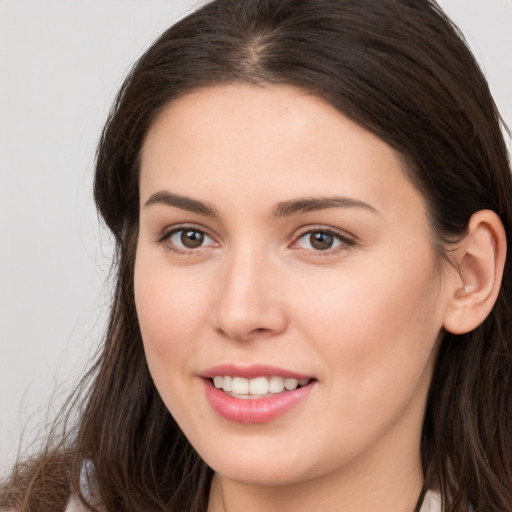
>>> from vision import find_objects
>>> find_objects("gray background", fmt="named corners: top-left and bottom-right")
top-left (1, 0), bottom-right (511, 476)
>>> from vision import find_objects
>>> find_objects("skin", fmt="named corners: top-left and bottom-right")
top-left (134, 84), bottom-right (458, 512)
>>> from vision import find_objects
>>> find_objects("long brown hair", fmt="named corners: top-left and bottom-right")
top-left (2, 1), bottom-right (511, 511)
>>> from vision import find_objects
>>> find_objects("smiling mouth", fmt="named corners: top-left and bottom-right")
top-left (211, 375), bottom-right (312, 399)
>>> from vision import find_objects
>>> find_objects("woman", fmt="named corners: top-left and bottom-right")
top-left (1, 0), bottom-right (511, 511)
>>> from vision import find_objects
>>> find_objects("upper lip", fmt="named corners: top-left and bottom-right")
top-left (201, 364), bottom-right (313, 380)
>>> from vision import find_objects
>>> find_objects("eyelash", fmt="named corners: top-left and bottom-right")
top-left (292, 227), bottom-right (355, 254)
top-left (157, 225), bottom-right (355, 255)
top-left (158, 225), bottom-right (217, 255)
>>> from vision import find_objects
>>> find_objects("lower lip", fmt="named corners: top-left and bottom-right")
top-left (203, 379), bottom-right (315, 424)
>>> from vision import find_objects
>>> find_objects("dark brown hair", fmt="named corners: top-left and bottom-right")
top-left (2, 1), bottom-right (511, 511)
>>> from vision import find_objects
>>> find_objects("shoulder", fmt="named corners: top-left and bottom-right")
top-left (420, 490), bottom-right (476, 512)
top-left (64, 495), bottom-right (91, 512)
top-left (64, 496), bottom-right (87, 512)
top-left (420, 490), bottom-right (442, 512)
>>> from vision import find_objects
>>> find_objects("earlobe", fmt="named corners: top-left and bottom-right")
top-left (443, 210), bottom-right (507, 335)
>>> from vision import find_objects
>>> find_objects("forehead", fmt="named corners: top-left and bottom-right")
top-left (139, 83), bottom-right (426, 222)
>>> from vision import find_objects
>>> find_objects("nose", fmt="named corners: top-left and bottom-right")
top-left (212, 247), bottom-right (288, 342)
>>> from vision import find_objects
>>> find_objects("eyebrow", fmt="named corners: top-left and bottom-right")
top-left (273, 196), bottom-right (379, 217)
top-left (144, 191), bottom-right (218, 216)
top-left (144, 191), bottom-right (378, 217)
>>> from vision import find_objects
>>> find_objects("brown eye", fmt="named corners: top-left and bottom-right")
top-left (295, 229), bottom-right (351, 252)
top-left (309, 232), bottom-right (334, 250)
top-left (167, 228), bottom-right (215, 251)
top-left (180, 229), bottom-right (204, 248)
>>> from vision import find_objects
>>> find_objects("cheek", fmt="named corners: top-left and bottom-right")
top-left (284, 248), bottom-right (444, 458)
top-left (133, 253), bottom-right (210, 374)
top-left (133, 254), bottom-right (215, 427)
top-left (294, 246), bottom-right (443, 383)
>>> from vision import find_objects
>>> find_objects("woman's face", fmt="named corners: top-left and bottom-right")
top-left (135, 84), bottom-right (453, 486)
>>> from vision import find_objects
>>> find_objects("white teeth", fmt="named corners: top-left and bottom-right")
top-left (212, 375), bottom-right (310, 396)
top-left (268, 376), bottom-right (285, 393)
top-left (223, 375), bottom-right (232, 392)
top-left (249, 376), bottom-right (269, 395)
top-left (231, 376), bottom-right (249, 394)
top-left (284, 378), bottom-right (298, 390)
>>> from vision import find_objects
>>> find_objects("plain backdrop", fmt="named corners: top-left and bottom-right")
top-left (1, 0), bottom-right (511, 477)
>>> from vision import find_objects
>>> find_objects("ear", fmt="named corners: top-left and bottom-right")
top-left (443, 210), bottom-right (507, 335)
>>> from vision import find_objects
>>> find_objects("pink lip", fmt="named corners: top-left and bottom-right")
top-left (201, 365), bottom-right (316, 424)
top-left (201, 364), bottom-right (312, 380)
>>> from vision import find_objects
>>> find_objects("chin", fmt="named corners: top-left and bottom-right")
top-left (213, 462), bottom-right (307, 487)
top-left (196, 438), bottom-right (329, 487)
